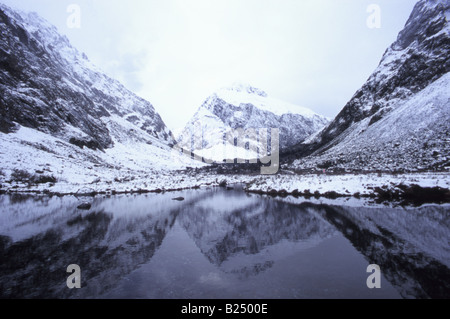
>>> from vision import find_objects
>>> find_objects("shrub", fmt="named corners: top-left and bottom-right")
top-left (10, 169), bottom-right (57, 184)
top-left (10, 169), bottom-right (32, 182)
top-left (31, 175), bottom-right (57, 184)
top-left (317, 161), bottom-right (333, 169)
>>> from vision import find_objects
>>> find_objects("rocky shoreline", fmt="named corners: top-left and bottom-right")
top-left (245, 184), bottom-right (450, 206)
top-left (0, 172), bottom-right (448, 206)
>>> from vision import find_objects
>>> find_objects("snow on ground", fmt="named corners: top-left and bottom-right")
top-left (0, 124), bottom-right (448, 200)
top-left (0, 124), bottom-right (204, 194)
top-left (244, 172), bottom-right (449, 196)
top-left (293, 51), bottom-right (450, 173)
top-left (193, 143), bottom-right (259, 163)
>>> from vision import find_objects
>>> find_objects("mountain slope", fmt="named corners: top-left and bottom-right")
top-left (288, 0), bottom-right (450, 172)
top-left (0, 3), bottom-right (174, 150)
top-left (0, 4), bottom-right (204, 190)
top-left (177, 83), bottom-right (329, 162)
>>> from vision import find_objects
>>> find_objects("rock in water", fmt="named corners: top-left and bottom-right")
top-left (219, 180), bottom-right (227, 187)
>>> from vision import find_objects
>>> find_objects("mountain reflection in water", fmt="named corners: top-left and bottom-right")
top-left (0, 188), bottom-right (449, 299)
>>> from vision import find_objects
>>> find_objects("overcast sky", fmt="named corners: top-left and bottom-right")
top-left (2, 0), bottom-right (417, 130)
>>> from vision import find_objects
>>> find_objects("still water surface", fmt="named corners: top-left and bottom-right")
top-left (0, 187), bottom-right (449, 299)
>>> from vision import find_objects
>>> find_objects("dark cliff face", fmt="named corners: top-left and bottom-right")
top-left (0, 5), bottom-right (174, 150)
top-left (291, 0), bottom-right (450, 159)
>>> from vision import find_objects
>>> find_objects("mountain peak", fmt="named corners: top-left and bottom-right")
top-left (177, 84), bottom-right (330, 159)
top-left (393, 0), bottom-right (449, 51)
top-left (207, 83), bottom-right (322, 118)
top-left (220, 83), bottom-right (268, 98)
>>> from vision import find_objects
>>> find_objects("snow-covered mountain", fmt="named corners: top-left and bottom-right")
top-left (176, 83), bottom-right (329, 162)
top-left (0, 4), bottom-right (202, 188)
top-left (288, 0), bottom-right (450, 172)
top-left (0, 3), bottom-right (174, 149)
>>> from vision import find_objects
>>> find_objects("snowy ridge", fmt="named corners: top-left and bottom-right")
top-left (214, 83), bottom-right (319, 118)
